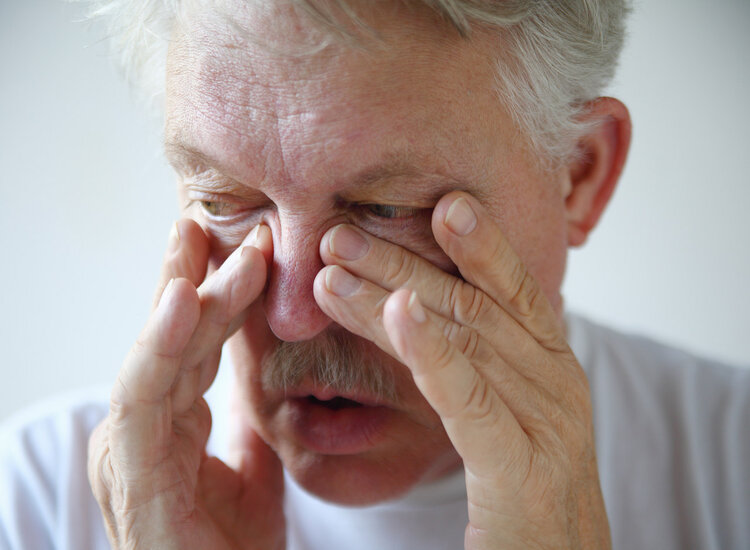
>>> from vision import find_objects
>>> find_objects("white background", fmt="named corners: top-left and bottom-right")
top-left (1, 0), bottom-right (748, 422)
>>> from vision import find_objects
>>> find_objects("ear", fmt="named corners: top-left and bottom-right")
top-left (564, 97), bottom-right (631, 247)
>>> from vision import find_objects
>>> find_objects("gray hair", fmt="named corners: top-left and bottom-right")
top-left (83, 0), bottom-right (630, 168)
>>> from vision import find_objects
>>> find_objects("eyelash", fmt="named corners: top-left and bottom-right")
top-left (359, 204), bottom-right (421, 220)
top-left (189, 197), bottom-right (422, 222)
top-left (197, 200), bottom-right (242, 217)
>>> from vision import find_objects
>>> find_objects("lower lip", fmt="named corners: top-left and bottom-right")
top-left (285, 398), bottom-right (392, 455)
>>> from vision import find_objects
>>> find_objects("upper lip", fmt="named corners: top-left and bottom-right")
top-left (282, 380), bottom-right (390, 408)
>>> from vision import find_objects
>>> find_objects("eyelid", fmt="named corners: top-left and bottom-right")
top-left (361, 203), bottom-right (422, 219)
top-left (185, 189), bottom-right (245, 206)
top-left (184, 188), bottom-right (263, 222)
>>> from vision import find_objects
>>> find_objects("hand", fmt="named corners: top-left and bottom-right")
top-left (314, 191), bottom-right (609, 549)
top-left (88, 220), bottom-right (285, 550)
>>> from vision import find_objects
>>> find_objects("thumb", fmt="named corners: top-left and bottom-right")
top-left (227, 402), bottom-right (284, 497)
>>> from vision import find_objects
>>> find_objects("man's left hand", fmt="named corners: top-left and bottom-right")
top-left (313, 191), bottom-right (610, 550)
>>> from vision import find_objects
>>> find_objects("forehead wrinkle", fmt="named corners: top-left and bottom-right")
top-left (177, 0), bottom-right (471, 123)
top-left (168, 1), bottom-right (509, 208)
top-left (169, 35), bottom-right (366, 193)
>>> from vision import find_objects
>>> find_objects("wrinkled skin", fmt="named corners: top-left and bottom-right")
top-left (88, 1), bottom-right (630, 548)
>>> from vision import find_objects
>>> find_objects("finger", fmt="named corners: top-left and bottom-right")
top-left (199, 427), bottom-right (284, 545)
top-left (315, 266), bottom-right (548, 421)
top-left (319, 223), bottom-right (473, 322)
top-left (107, 277), bottom-right (201, 472)
top-left (432, 192), bottom-right (567, 353)
top-left (116, 225), bottom-right (269, 416)
top-left (117, 277), bottom-right (202, 407)
top-left (319, 223), bottom-right (569, 394)
top-left (170, 225), bottom-right (272, 414)
top-left (182, 224), bottom-right (272, 364)
top-left (226, 378), bottom-right (283, 493)
top-left (320, 223), bottom-right (533, 357)
top-left (87, 420), bottom-right (112, 505)
top-left (313, 265), bottom-right (496, 368)
top-left (382, 288), bottom-right (530, 477)
top-left (152, 219), bottom-right (210, 310)
top-left (231, 422), bottom-right (284, 492)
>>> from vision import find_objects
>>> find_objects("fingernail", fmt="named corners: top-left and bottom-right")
top-left (159, 278), bottom-right (176, 308)
top-left (329, 225), bottom-right (369, 261)
top-left (247, 224), bottom-right (261, 246)
top-left (325, 266), bottom-right (361, 297)
top-left (407, 290), bottom-right (427, 323)
top-left (444, 197), bottom-right (477, 236)
top-left (167, 222), bottom-right (180, 253)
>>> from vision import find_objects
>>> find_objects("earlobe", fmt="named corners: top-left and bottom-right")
top-left (564, 97), bottom-right (632, 247)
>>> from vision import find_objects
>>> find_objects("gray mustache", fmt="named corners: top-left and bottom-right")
top-left (261, 331), bottom-right (398, 403)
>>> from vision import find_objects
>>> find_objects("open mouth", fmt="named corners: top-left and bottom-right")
top-left (285, 391), bottom-right (392, 455)
top-left (306, 395), bottom-right (365, 410)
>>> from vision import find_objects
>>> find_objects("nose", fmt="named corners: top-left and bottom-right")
top-left (263, 220), bottom-right (333, 341)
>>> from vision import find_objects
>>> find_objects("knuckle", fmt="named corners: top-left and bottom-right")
top-left (442, 279), bottom-right (461, 320)
top-left (186, 395), bottom-right (213, 438)
top-left (374, 291), bottom-right (390, 325)
top-left (109, 378), bottom-right (134, 420)
top-left (459, 330), bottom-right (482, 362)
top-left (508, 266), bottom-right (540, 318)
top-left (430, 336), bottom-right (455, 375)
top-left (109, 374), bottom-right (155, 419)
top-left (380, 245), bottom-right (416, 286)
top-left (442, 319), bottom-right (461, 343)
top-left (87, 423), bottom-right (114, 502)
top-left (451, 282), bottom-right (487, 326)
top-left (442, 322), bottom-right (483, 364)
top-left (461, 374), bottom-right (495, 424)
top-left (133, 330), bottom-right (182, 363)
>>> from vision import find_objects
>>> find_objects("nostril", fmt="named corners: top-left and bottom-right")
top-left (263, 282), bottom-right (332, 341)
top-left (263, 231), bottom-right (332, 341)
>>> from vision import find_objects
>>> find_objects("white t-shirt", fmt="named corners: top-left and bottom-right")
top-left (1, 314), bottom-right (748, 549)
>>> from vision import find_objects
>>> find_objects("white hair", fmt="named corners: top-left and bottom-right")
top-left (82, 0), bottom-right (630, 168)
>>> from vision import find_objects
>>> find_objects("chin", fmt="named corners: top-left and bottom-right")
top-left (228, 325), bottom-right (463, 504)
top-left (279, 443), bottom-right (463, 506)
top-left (247, 391), bottom-right (461, 505)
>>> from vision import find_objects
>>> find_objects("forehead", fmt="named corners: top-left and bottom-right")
top-left (165, 0), bottom-right (524, 195)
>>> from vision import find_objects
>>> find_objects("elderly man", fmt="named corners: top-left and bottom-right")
top-left (1, 1), bottom-right (748, 549)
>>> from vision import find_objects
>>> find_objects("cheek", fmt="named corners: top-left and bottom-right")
top-left (492, 186), bottom-right (568, 313)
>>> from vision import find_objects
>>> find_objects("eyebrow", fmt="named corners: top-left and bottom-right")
top-left (342, 160), bottom-right (467, 203)
top-left (164, 141), bottom-right (235, 176)
top-left (164, 139), bottom-right (468, 201)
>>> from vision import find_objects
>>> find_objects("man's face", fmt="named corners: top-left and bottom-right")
top-left (165, 1), bottom-right (570, 504)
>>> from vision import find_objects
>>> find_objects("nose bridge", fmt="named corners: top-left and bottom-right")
top-left (263, 210), bottom-right (332, 341)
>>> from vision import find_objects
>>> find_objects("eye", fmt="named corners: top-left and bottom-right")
top-left (362, 204), bottom-right (420, 219)
top-left (198, 200), bottom-right (243, 217)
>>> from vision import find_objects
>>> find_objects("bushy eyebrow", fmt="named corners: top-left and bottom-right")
top-left (164, 141), bottom-right (232, 176)
top-left (164, 138), bottom-right (467, 203)
top-left (342, 165), bottom-right (466, 204)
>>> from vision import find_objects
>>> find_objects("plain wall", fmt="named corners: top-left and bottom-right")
top-left (1, 0), bottom-right (748, 422)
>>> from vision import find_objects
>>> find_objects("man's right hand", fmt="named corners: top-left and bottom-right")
top-left (87, 219), bottom-right (284, 550)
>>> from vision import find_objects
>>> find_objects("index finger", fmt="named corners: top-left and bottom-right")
top-left (432, 192), bottom-right (567, 352)
top-left (151, 218), bottom-right (210, 310)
